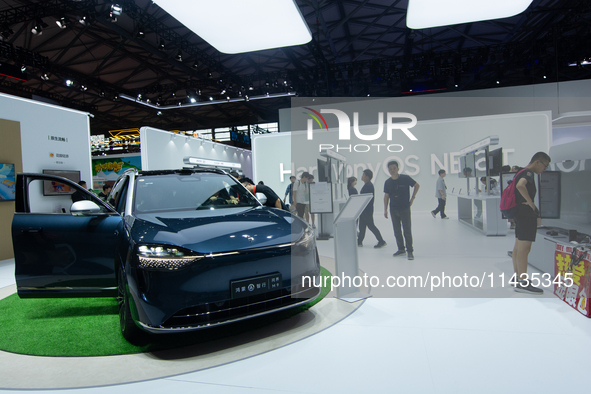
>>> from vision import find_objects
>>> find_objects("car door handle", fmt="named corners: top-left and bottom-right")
top-left (22, 227), bottom-right (43, 233)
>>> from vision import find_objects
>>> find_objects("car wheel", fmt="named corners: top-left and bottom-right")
top-left (117, 264), bottom-right (147, 345)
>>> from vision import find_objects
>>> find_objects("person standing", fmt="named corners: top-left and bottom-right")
top-left (284, 175), bottom-right (296, 211)
top-left (383, 161), bottom-right (420, 260)
top-left (431, 169), bottom-right (448, 219)
top-left (293, 172), bottom-right (310, 220)
top-left (358, 169), bottom-right (386, 248)
top-left (512, 152), bottom-right (551, 294)
top-left (347, 177), bottom-right (358, 196)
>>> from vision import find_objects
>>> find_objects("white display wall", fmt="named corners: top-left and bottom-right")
top-left (139, 127), bottom-right (252, 177)
top-left (0, 93), bottom-right (92, 214)
top-left (256, 109), bottom-right (551, 213)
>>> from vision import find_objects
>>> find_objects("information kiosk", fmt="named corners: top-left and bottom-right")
top-left (333, 194), bottom-right (373, 302)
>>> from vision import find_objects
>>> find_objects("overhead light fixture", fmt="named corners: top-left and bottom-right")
top-left (159, 39), bottom-right (166, 50)
top-left (20, 65), bottom-right (27, 73)
top-left (175, 50), bottom-right (183, 61)
top-left (406, 0), bottom-right (534, 29)
top-left (78, 14), bottom-right (91, 26)
top-left (152, 0), bottom-right (312, 54)
top-left (41, 73), bottom-right (49, 80)
top-left (568, 59), bottom-right (591, 66)
top-left (56, 16), bottom-right (68, 29)
top-left (66, 79), bottom-right (74, 86)
top-left (31, 19), bottom-right (48, 35)
top-left (108, 4), bottom-right (122, 22)
top-left (0, 27), bottom-right (14, 41)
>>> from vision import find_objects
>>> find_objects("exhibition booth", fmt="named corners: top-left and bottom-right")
top-left (1, 80), bottom-right (591, 390)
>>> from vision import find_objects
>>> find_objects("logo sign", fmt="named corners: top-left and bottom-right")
top-left (303, 108), bottom-right (418, 153)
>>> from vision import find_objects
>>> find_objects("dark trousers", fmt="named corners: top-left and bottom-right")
top-left (433, 198), bottom-right (446, 218)
top-left (358, 213), bottom-right (384, 244)
top-left (391, 207), bottom-right (413, 253)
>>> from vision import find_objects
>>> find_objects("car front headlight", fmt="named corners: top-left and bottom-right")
top-left (137, 245), bottom-right (203, 271)
top-left (294, 226), bottom-right (315, 249)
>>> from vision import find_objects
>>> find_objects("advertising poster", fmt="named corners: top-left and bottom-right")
top-left (554, 243), bottom-right (591, 317)
top-left (0, 163), bottom-right (16, 201)
top-left (92, 156), bottom-right (141, 188)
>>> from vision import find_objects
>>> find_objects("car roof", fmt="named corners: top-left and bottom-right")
top-left (135, 168), bottom-right (227, 177)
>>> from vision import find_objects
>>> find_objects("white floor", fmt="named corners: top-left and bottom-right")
top-left (2, 211), bottom-right (590, 393)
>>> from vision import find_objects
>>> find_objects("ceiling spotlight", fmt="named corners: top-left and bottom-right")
top-left (245, 95), bottom-right (249, 101)
top-left (159, 39), bottom-right (165, 50)
top-left (78, 14), bottom-right (91, 26)
top-left (31, 19), bottom-right (47, 35)
top-left (208, 96), bottom-right (213, 101)
top-left (0, 27), bottom-right (14, 41)
top-left (190, 97), bottom-right (197, 103)
top-left (191, 61), bottom-right (199, 69)
top-left (137, 25), bottom-right (145, 38)
top-left (99, 90), bottom-right (105, 97)
top-left (20, 65), bottom-right (27, 73)
top-left (56, 16), bottom-right (68, 29)
top-left (66, 79), bottom-right (74, 87)
top-left (80, 85), bottom-right (88, 91)
top-left (113, 94), bottom-right (119, 101)
top-left (221, 89), bottom-right (226, 95)
top-left (249, 84), bottom-right (254, 91)
top-left (137, 93), bottom-right (142, 100)
top-left (175, 50), bottom-right (183, 62)
top-left (111, 4), bottom-right (123, 16)
top-left (156, 111), bottom-right (163, 116)
top-left (41, 73), bottom-right (50, 81)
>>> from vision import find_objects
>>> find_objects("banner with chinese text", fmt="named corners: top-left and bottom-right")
top-left (555, 243), bottom-right (591, 317)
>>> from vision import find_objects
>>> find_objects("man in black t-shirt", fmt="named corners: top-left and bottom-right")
top-left (512, 152), bottom-right (551, 295)
top-left (383, 161), bottom-right (420, 260)
top-left (241, 178), bottom-right (286, 210)
top-left (358, 169), bottom-right (386, 249)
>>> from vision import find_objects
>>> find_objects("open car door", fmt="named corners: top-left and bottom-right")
top-left (12, 173), bottom-right (124, 298)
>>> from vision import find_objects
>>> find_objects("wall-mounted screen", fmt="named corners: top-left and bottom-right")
top-left (488, 148), bottom-right (503, 176)
top-left (0, 163), bottom-right (16, 201)
top-left (42, 169), bottom-right (81, 196)
top-left (317, 158), bottom-right (330, 182)
top-left (538, 171), bottom-right (560, 219)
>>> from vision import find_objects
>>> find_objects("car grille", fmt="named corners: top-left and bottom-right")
top-left (160, 285), bottom-right (320, 329)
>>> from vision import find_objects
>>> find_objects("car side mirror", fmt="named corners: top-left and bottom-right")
top-left (255, 192), bottom-right (267, 205)
top-left (71, 200), bottom-right (103, 216)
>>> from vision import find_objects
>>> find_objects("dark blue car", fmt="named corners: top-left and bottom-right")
top-left (12, 169), bottom-right (320, 343)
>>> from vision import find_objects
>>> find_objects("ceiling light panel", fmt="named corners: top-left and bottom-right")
top-left (406, 0), bottom-right (534, 29)
top-left (152, 0), bottom-right (312, 54)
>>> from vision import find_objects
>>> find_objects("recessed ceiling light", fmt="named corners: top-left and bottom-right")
top-left (406, 0), bottom-right (534, 29)
top-left (152, 0), bottom-right (312, 54)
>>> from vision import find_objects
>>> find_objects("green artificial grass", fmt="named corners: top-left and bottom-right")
top-left (0, 267), bottom-right (331, 357)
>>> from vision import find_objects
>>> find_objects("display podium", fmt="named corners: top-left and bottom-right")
top-left (333, 194), bottom-right (373, 302)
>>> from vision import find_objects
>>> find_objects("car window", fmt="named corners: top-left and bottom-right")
top-left (134, 173), bottom-right (259, 213)
top-left (26, 178), bottom-right (107, 214)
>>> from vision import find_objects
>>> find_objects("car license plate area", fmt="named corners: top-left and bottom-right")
top-left (231, 273), bottom-right (282, 299)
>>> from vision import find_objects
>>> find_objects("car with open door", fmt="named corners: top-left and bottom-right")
top-left (12, 169), bottom-right (320, 344)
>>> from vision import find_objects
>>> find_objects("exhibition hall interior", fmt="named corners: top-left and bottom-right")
top-left (1, 1), bottom-right (591, 393)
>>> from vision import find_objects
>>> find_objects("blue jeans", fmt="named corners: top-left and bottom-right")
top-left (391, 207), bottom-right (413, 253)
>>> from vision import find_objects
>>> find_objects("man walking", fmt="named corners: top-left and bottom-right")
top-left (358, 169), bottom-right (386, 248)
top-left (431, 169), bottom-right (448, 219)
top-left (512, 152), bottom-right (551, 294)
top-left (383, 161), bottom-right (420, 260)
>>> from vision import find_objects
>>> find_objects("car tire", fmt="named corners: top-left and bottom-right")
top-left (117, 264), bottom-right (148, 345)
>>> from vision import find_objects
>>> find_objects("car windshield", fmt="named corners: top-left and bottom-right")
top-left (134, 172), bottom-right (260, 213)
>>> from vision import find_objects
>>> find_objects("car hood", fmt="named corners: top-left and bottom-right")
top-left (130, 207), bottom-right (308, 253)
